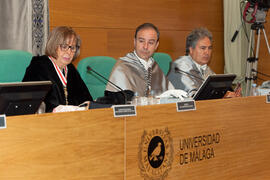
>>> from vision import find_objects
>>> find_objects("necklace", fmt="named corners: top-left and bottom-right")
top-left (48, 56), bottom-right (68, 105)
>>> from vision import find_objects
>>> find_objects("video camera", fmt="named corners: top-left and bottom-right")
top-left (248, 0), bottom-right (270, 9)
top-left (244, 0), bottom-right (270, 23)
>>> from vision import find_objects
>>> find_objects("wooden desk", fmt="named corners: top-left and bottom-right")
top-left (0, 96), bottom-right (269, 179)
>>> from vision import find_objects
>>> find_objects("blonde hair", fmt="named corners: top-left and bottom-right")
top-left (45, 26), bottom-right (81, 60)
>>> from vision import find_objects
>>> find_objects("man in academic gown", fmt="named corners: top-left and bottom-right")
top-left (106, 23), bottom-right (173, 97)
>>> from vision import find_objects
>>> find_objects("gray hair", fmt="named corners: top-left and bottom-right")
top-left (185, 27), bottom-right (213, 55)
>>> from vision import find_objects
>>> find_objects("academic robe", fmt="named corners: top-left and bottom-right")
top-left (106, 52), bottom-right (170, 97)
top-left (167, 55), bottom-right (215, 96)
top-left (23, 55), bottom-right (93, 112)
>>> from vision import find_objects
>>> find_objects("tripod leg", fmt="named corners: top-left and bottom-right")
top-left (262, 28), bottom-right (270, 55)
top-left (245, 30), bottom-right (254, 96)
top-left (250, 28), bottom-right (261, 88)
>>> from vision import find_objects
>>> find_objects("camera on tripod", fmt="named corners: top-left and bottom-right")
top-left (244, 0), bottom-right (270, 23)
top-left (248, 0), bottom-right (270, 9)
top-left (244, 0), bottom-right (270, 96)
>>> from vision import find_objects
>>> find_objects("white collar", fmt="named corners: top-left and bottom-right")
top-left (134, 50), bottom-right (153, 70)
top-left (189, 55), bottom-right (207, 71)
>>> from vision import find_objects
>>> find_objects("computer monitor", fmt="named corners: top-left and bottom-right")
top-left (193, 74), bottom-right (236, 101)
top-left (0, 81), bottom-right (52, 116)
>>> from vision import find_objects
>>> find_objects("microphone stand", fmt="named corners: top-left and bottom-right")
top-left (86, 66), bottom-right (129, 104)
top-left (87, 66), bottom-right (123, 91)
top-left (175, 67), bottom-right (204, 81)
top-left (252, 69), bottom-right (270, 78)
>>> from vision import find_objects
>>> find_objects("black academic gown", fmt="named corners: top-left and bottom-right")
top-left (23, 55), bottom-right (93, 112)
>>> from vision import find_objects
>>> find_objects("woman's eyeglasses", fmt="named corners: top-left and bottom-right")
top-left (59, 44), bottom-right (79, 52)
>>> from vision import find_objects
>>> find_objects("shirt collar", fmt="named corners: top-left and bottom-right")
top-left (134, 50), bottom-right (153, 70)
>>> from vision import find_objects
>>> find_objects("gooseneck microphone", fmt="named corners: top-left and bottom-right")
top-left (174, 67), bottom-right (204, 81)
top-left (86, 66), bottom-right (133, 104)
top-left (87, 66), bottom-right (124, 91)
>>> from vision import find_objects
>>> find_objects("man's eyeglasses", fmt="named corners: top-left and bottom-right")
top-left (59, 44), bottom-right (79, 52)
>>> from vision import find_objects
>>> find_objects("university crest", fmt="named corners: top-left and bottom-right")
top-left (138, 127), bottom-right (174, 180)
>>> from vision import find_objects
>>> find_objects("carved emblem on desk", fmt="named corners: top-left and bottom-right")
top-left (138, 127), bottom-right (174, 180)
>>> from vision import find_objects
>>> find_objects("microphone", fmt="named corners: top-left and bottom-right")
top-left (86, 66), bottom-right (134, 104)
top-left (87, 66), bottom-right (123, 91)
top-left (231, 30), bottom-right (239, 42)
top-left (252, 69), bottom-right (270, 78)
top-left (231, 24), bottom-right (242, 42)
top-left (174, 67), bottom-right (204, 81)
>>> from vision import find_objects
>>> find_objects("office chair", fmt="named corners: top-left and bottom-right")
top-left (0, 50), bottom-right (32, 82)
top-left (77, 56), bottom-right (116, 100)
top-left (152, 52), bottom-right (173, 75)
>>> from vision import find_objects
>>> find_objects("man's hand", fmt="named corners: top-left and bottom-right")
top-left (224, 83), bottom-right (242, 98)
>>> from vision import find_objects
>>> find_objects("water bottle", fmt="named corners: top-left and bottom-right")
top-left (251, 83), bottom-right (259, 96)
top-left (132, 92), bottom-right (139, 105)
top-left (36, 101), bottom-right (46, 114)
top-left (148, 90), bottom-right (155, 105)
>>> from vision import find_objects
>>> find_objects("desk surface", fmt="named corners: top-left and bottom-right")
top-left (1, 96), bottom-right (270, 179)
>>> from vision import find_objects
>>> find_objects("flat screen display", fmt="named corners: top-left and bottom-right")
top-left (0, 81), bottom-right (52, 116)
top-left (193, 74), bottom-right (236, 101)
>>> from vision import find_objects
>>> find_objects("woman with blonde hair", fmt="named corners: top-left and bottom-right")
top-left (23, 26), bottom-right (93, 112)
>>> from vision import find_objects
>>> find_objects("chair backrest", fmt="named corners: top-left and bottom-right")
top-left (77, 56), bottom-right (116, 100)
top-left (152, 52), bottom-right (172, 75)
top-left (0, 50), bottom-right (32, 82)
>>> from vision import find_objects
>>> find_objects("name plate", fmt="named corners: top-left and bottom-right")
top-left (113, 105), bottom-right (137, 117)
top-left (176, 100), bottom-right (196, 112)
top-left (0, 114), bottom-right (6, 129)
top-left (267, 94), bottom-right (270, 103)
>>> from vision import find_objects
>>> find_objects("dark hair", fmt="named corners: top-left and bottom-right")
top-left (45, 26), bottom-right (81, 60)
top-left (185, 27), bottom-right (212, 55)
top-left (134, 23), bottom-right (160, 41)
